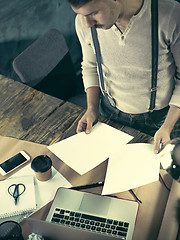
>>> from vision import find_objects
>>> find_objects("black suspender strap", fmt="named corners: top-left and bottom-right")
top-left (91, 0), bottom-right (159, 112)
top-left (149, 0), bottom-right (159, 112)
top-left (91, 27), bottom-right (116, 107)
top-left (90, 27), bottom-right (105, 92)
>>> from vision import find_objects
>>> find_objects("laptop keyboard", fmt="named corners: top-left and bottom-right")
top-left (50, 208), bottom-right (129, 239)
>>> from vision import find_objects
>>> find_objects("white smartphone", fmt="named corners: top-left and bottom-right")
top-left (0, 151), bottom-right (31, 176)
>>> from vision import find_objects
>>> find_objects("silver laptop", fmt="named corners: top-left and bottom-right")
top-left (26, 187), bottom-right (138, 240)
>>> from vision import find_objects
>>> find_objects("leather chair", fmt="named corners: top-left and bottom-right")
top-left (13, 29), bottom-right (86, 108)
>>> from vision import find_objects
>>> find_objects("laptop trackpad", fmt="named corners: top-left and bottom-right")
top-left (79, 193), bottom-right (110, 216)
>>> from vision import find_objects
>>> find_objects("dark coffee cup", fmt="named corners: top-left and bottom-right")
top-left (31, 155), bottom-right (52, 181)
top-left (0, 221), bottom-right (24, 240)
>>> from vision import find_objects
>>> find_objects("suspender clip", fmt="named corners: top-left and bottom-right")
top-left (148, 109), bottom-right (154, 113)
top-left (150, 87), bottom-right (158, 92)
top-left (102, 89), bottom-right (108, 95)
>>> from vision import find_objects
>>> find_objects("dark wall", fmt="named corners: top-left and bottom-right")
top-left (0, 0), bottom-right (83, 93)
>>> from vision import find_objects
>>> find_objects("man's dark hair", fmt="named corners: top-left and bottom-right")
top-left (67, 0), bottom-right (93, 8)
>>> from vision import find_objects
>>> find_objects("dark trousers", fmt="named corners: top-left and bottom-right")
top-left (99, 96), bottom-right (180, 138)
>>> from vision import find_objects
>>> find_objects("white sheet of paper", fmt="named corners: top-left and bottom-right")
top-left (48, 122), bottom-right (133, 175)
top-left (159, 144), bottom-right (174, 169)
top-left (102, 143), bottom-right (160, 195)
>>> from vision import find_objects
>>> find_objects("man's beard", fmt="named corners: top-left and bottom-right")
top-left (94, 24), bottom-right (103, 29)
top-left (94, 24), bottom-right (112, 30)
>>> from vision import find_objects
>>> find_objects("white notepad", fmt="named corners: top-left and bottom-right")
top-left (0, 175), bottom-right (36, 218)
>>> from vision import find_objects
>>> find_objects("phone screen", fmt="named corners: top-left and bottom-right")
top-left (0, 153), bottom-right (28, 173)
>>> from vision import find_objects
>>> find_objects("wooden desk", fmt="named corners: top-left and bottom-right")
top-left (0, 75), bottom-right (173, 240)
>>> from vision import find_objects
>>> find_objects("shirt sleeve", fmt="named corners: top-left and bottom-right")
top-left (168, 1), bottom-right (180, 108)
top-left (75, 15), bottom-right (100, 91)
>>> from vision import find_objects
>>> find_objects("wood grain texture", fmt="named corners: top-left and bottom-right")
top-left (0, 75), bottom-right (153, 145)
top-left (0, 75), bottom-right (83, 144)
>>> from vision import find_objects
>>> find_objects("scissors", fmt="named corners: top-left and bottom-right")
top-left (8, 183), bottom-right (26, 205)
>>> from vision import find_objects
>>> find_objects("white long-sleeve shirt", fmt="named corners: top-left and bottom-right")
top-left (75, 0), bottom-right (180, 114)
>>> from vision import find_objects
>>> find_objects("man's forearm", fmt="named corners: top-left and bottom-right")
top-left (76, 86), bottom-right (101, 133)
top-left (86, 86), bottom-right (101, 111)
top-left (161, 104), bottom-right (180, 133)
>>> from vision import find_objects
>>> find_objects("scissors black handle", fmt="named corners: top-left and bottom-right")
top-left (8, 183), bottom-right (26, 205)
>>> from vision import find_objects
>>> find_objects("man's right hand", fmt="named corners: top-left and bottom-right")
top-left (76, 86), bottom-right (101, 134)
top-left (76, 108), bottom-right (99, 134)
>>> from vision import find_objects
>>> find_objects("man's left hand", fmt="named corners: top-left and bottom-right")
top-left (154, 126), bottom-right (171, 154)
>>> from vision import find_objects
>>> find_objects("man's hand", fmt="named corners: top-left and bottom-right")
top-left (153, 125), bottom-right (171, 154)
top-left (76, 108), bottom-right (99, 133)
top-left (154, 105), bottom-right (180, 154)
top-left (76, 86), bottom-right (101, 134)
